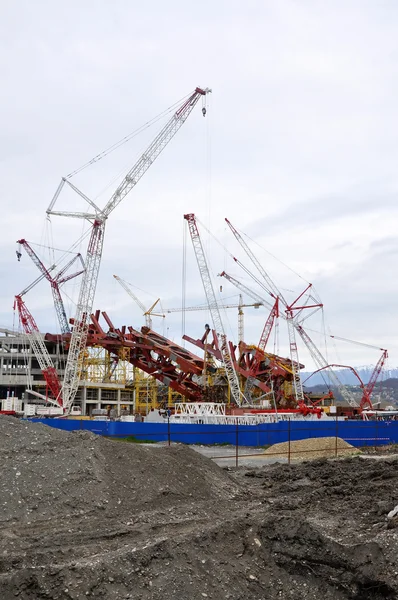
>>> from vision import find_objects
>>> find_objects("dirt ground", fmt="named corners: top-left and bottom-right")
top-left (0, 416), bottom-right (397, 600)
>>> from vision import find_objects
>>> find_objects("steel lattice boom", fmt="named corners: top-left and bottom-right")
top-left (244, 297), bottom-right (279, 398)
top-left (48, 87), bottom-right (210, 411)
top-left (14, 296), bottom-right (62, 406)
top-left (17, 239), bottom-right (84, 335)
top-left (184, 214), bottom-right (245, 406)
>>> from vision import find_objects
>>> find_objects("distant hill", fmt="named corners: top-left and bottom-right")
top-left (304, 377), bottom-right (398, 406)
top-left (301, 366), bottom-right (398, 386)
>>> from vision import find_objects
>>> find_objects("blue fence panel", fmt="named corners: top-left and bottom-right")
top-left (28, 418), bottom-right (398, 448)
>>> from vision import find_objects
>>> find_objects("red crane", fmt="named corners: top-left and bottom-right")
top-left (244, 297), bottom-right (279, 399)
top-left (17, 239), bottom-right (84, 334)
top-left (361, 349), bottom-right (388, 410)
top-left (14, 288), bottom-right (62, 406)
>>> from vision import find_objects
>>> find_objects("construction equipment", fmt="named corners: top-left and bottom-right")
top-left (219, 270), bottom-right (357, 407)
top-left (184, 214), bottom-right (245, 406)
top-left (14, 291), bottom-right (62, 407)
top-left (113, 275), bottom-right (162, 328)
top-left (47, 87), bottom-right (211, 412)
top-left (17, 239), bottom-right (84, 334)
top-left (164, 300), bottom-right (262, 313)
top-left (244, 297), bottom-right (279, 399)
top-left (14, 248), bottom-right (85, 406)
top-left (360, 349), bottom-right (388, 410)
top-left (222, 218), bottom-right (359, 406)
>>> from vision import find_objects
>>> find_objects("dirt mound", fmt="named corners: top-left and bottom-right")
top-left (0, 417), bottom-right (397, 599)
top-left (263, 436), bottom-right (359, 460)
top-left (0, 416), bottom-right (240, 524)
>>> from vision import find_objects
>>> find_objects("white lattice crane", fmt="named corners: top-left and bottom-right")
top-left (47, 87), bottom-right (211, 411)
top-left (113, 275), bottom-right (162, 329)
top-left (184, 214), bottom-right (246, 406)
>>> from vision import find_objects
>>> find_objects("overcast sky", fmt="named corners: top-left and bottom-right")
top-left (1, 0), bottom-right (398, 372)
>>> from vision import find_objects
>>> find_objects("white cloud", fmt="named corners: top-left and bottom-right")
top-left (1, 0), bottom-right (398, 372)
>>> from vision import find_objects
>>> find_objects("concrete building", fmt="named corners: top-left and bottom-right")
top-left (0, 329), bottom-right (136, 415)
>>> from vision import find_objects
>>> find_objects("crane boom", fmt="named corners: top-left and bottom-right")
top-left (14, 296), bottom-right (62, 406)
top-left (225, 218), bottom-right (287, 305)
top-left (244, 298), bottom-right (279, 398)
top-left (361, 349), bottom-right (388, 409)
top-left (17, 239), bottom-right (83, 335)
top-left (184, 214), bottom-right (245, 406)
top-left (48, 87), bottom-right (210, 411)
top-left (164, 301), bottom-right (262, 312)
top-left (113, 275), bottom-right (153, 328)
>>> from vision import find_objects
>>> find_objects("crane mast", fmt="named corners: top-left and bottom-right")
top-left (238, 294), bottom-right (244, 344)
top-left (48, 87), bottom-right (210, 411)
top-left (184, 214), bottom-right (244, 406)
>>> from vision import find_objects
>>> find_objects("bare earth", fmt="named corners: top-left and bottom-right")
top-left (0, 416), bottom-right (397, 600)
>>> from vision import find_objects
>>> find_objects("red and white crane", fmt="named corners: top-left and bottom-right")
top-left (14, 279), bottom-right (63, 406)
top-left (244, 297), bottom-right (279, 399)
top-left (17, 239), bottom-right (84, 334)
top-left (47, 87), bottom-right (211, 411)
top-left (184, 214), bottom-right (245, 405)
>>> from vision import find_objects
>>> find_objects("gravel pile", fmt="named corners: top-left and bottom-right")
top-left (0, 416), bottom-right (240, 524)
top-left (263, 436), bottom-right (360, 460)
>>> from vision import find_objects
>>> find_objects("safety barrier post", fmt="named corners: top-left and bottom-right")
top-left (375, 417), bottom-right (379, 452)
top-left (167, 417), bottom-right (171, 446)
top-left (335, 412), bottom-right (338, 458)
top-left (235, 419), bottom-right (239, 468)
top-left (288, 418), bottom-right (291, 465)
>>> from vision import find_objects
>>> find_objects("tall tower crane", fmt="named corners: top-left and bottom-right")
top-left (17, 239), bottom-right (84, 334)
top-left (113, 275), bottom-right (162, 329)
top-left (184, 214), bottom-right (245, 406)
top-left (47, 87), bottom-right (211, 411)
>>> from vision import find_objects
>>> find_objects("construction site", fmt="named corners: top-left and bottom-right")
top-left (1, 81), bottom-right (398, 600)
top-left (2, 86), bottom-right (391, 424)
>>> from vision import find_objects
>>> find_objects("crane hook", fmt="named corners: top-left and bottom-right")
top-left (202, 107), bottom-right (207, 117)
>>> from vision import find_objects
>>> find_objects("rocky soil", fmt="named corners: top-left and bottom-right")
top-left (0, 416), bottom-right (397, 600)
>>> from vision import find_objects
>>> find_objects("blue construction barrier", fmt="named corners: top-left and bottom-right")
top-left (30, 418), bottom-right (398, 448)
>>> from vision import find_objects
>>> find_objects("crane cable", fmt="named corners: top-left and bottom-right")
top-left (65, 92), bottom-right (193, 179)
top-left (181, 218), bottom-right (187, 346)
